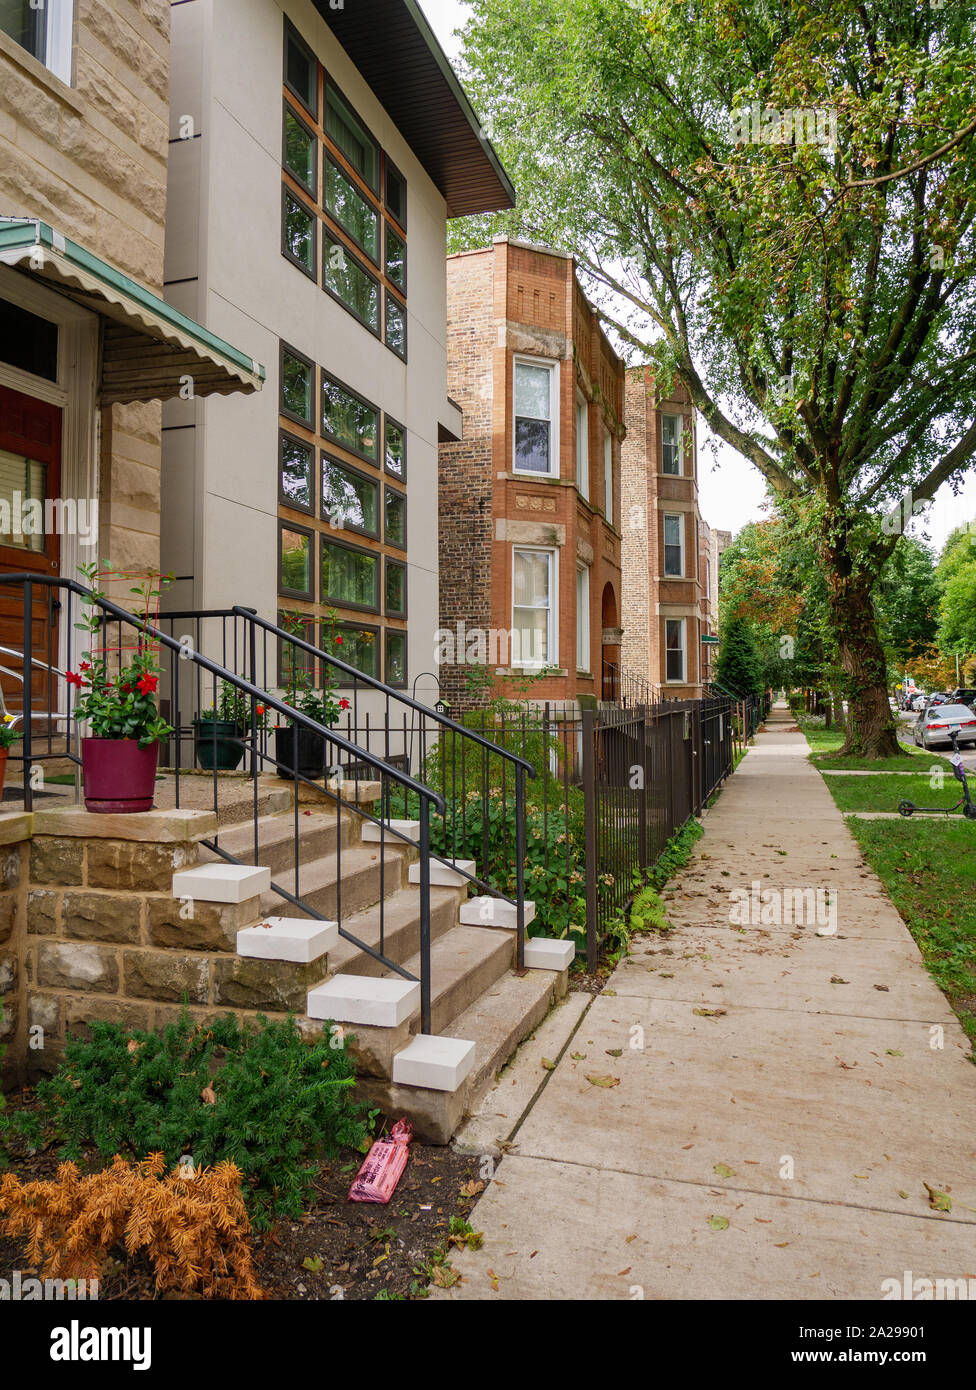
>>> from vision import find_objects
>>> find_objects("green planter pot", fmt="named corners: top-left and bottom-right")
top-left (193, 717), bottom-right (245, 771)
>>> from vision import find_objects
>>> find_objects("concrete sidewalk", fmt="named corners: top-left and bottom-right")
top-left (435, 704), bottom-right (976, 1300)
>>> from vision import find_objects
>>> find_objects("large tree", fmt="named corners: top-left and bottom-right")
top-left (452, 0), bottom-right (976, 755)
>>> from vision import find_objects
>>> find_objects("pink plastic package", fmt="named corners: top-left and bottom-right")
top-left (348, 1118), bottom-right (413, 1203)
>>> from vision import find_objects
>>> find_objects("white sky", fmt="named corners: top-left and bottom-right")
top-left (420, 0), bottom-right (976, 553)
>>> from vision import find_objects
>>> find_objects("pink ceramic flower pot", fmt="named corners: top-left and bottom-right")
top-left (81, 738), bottom-right (159, 813)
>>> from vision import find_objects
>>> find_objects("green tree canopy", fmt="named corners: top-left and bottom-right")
top-left (453, 0), bottom-right (976, 755)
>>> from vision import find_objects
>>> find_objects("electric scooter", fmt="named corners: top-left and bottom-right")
top-left (898, 731), bottom-right (976, 819)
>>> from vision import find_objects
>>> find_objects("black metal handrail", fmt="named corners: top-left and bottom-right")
top-left (0, 574), bottom-right (445, 1032)
top-left (225, 605), bottom-right (536, 969)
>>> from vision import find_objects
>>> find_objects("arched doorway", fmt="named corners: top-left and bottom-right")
top-left (601, 582), bottom-right (621, 700)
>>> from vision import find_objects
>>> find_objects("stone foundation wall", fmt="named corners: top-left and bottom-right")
top-left (0, 807), bottom-right (321, 1086)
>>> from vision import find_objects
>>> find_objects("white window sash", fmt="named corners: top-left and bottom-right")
top-left (663, 513), bottom-right (684, 576)
top-left (512, 547), bottom-right (557, 666)
top-left (46, 0), bottom-right (74, 84)
top-left (665, 618), bottom-right (686, 683)
top-left (513, 356), bottom-right (559, 477)
top-left (576, 565), bottom-right (589, 671)
top-left (662, 414), bottom-right (682, 475)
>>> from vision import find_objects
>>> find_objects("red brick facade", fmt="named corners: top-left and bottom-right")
top-left (439, 239), bottom-right (625, 709)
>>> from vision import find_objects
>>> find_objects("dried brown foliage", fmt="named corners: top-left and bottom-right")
top-left (0, 1152), bottom-right (264, 1299)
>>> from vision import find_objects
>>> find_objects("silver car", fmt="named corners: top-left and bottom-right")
top-left (913, 703), bottom-right (976, 749)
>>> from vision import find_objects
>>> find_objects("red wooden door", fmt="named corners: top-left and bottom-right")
top-left (0, 384), bottom-right (62, 712)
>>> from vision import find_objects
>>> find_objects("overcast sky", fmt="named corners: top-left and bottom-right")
top-left (419, 0), bottom-right (976, 555)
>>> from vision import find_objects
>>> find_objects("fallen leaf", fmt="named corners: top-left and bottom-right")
top-left (585, 1073), bottom-right (620, 1088)
top-left (707, 1215), bottom-right (729, 1231)
top-left (302, 1256), bottom-right (324, 1273)
top-left (201, 1084), bottom-right (216, 1105)
top-left (625, 1234), bottom-right (637, 1244)
top-left (541, 1058), bottom-right (557, 1071)
top-left (570, 1052), bottom-right (587, 1061)
top-left (617, 1266), bottom-right (632, 1277)
top-left (693, 1007), bottom-right (726, 1018)
top-left (924, 1182), bottom-right (952, 1213)
top-left (605, 1048), bottom-right (623, 1058)
top-left (886, 1049), bottom-right (903, 1057)
top-left (829, 976), bottom-right (848, 985)
top-left (459, 1181), bottom-right (484, 1199)
top-left (713, 1162), bottom-right (735, 1178)
top-left (431, 1263), bottom-right (460, 1288)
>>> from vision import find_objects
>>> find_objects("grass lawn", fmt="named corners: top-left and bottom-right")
top-left (846, 818), bottom-right (976, 1043)
top-left (824, 772), bottom-right (967, 814)
top-left (799, 715), bottom-right (952, 772)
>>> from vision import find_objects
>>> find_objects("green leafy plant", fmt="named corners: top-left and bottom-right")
top-left (2, 1011), bottom-right (366, 1229)
top-left (279, 608), bottom-right (349, 729)
top-left (0, 714), bottom-right (22, 751)
top-left (200, 680), bottom-right (269, 732)
top-left (67, 563), bottom-right (173, 748)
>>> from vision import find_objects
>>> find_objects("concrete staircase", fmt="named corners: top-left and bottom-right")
top-left (172, 788), bottom-right (573, 1141)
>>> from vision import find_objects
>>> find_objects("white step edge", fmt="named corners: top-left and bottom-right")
top-left (408, 857), bottom-right (476, 888)
top-left (392, 1034), bottom-right (476, 1092)
top-left (172, 863), bottom-right (271, 904)
top-left (361, 818), bottom-right (421, 844)
top-left (523, 937), bottom-right (576, 971)
top-left (237, 917), bottom-right (338, 964)
top-left (458, 895), bottom-right (537, 929)
top-left (306, 974), bottom-right (420, 1026)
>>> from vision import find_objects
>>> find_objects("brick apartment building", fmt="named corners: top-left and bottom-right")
top-left (438, 237), bottom-right (626, 710)
top-left (621, 366), bottom-right (719, 698)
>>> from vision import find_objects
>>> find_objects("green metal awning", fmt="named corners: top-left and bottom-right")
top-left (0, 219), bottom-right (265, 405)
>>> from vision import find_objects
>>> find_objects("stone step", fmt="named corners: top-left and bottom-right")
top-left (458, 895), bottom-right (537, 930)
top-left (328, 885), bottom-right (461, 976)
top-left (408, 857), bottom-right (476, 888)
top-left (360, 818), bottom-right (421, 845)
top-left (237, 916), bottom-right (338, 964)
top-left (200, 806), bottom-right (357, 875)
top-left (172, 863), bottom-right (271, 904)
top-left (307, 974), bottom-right (420, 1027)
top-left (523, 937), bottom-right (575, 971)
top-left (353, 963), bottom-right (569, 1143)
top-left (392, 923), bottom-right (515, 1038)
top-left (392, 1034), bottom-right (476, 1091)
top-left (257, 842), bottom-right (405, 922)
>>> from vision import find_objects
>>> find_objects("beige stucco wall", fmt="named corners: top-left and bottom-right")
top-left (162, 0), bottom-right (449, 707)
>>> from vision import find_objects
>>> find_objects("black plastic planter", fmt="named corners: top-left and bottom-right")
top-left (274, 724), bottom-right (329, 780)
top-left (193, 718), bottom-right (245, 771)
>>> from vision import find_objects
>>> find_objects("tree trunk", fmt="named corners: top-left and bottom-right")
top-left (831, 688), bottom-right (846, 729)
top-left (823, 537), bottom-right (899, 758)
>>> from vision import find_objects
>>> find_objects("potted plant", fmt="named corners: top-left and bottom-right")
top-left (274, 610), bottom-right (349, 780)
top-left (67, 564), bottom-right (174, 814)
top-left (0, 714), bottom-right (22, 799)
top-left (193, 681), bottom-right (267, 771)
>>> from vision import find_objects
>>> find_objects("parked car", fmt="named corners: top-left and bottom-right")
top-left (927, 692), bottom-right (950, 707)
top-left (911, 692), bottom-right (929, 712)
top-left (950, 688), bottom-right (976, 710)
top-left (912, 703), bottom-right (976, 749)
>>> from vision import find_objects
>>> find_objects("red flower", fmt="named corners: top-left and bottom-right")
top-left (136, 674), bottom-right (159, 695)
top-left (334, 636), bottom-right (343, 646)
top-left (65, 670), bottom-right (83, 688)
top-left (256, 704), bottom-right (265, 716)
top-left (80, 661), bottom-right (91, 672)
top-left (339, 698), bottom-right (350, 710)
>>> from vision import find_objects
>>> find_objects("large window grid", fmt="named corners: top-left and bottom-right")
top-left (282, 24), bottom-right (407, 360)
top-left (277, 344), bottom-right (409, 687)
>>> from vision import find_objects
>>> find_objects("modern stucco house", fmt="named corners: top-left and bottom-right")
top-left (161, 0), bottom-right (515, 702)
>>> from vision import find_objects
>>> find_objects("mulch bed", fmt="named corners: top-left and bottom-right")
top-left (0, 1092), bottom-right (484, 1301)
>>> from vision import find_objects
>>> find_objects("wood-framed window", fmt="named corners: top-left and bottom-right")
top-left (663, 513), bottom-right (684, 577)
top-left (514, 357), bottom-right (559, 476)
top-left (385, 557), bottom-right (407, 617)
top-left (282, 187), bottom-right (317, 279)
top-left (279, 522), bottom-right (315, 600)
top-left (283, 101), bottom-right (317, 197)
top-left (282, 24), bottom-right (407, 358)
top-left (575, 393), bottom-right (588, 498)
top-left (279, 430), bottom-right (315, 515)
top-left (321, 372), bottom-right (379, 463)
top-left (512, 547), bottom-right (556, 667)
top-left (280, 342), bottom-right (314, 428)
top-left (665, 618), bottom-right (686, 683)
top-left (576, 565), bottom-right (590, 673)
top-left (321, 535), bottom-right (380, 612)
top-left (662, 414), bottom-right (682, 475)
top-left (321, 453), bottom-right (379, 538)
top-left (384, 416), bottom-right (406, 481)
